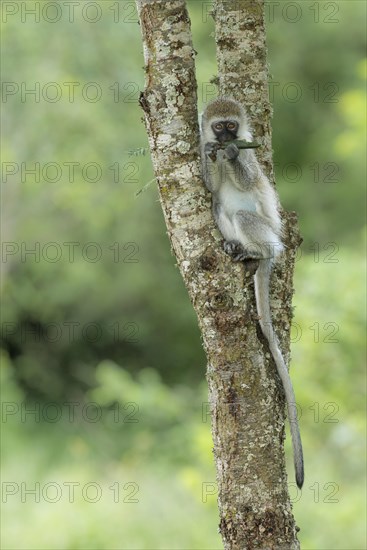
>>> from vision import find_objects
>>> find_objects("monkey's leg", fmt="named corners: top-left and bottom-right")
top-left (230, 211), bottom-right (282, 261)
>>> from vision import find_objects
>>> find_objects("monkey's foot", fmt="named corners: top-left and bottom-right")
top-left (223, 240), bottom-right (244, 261)
top-left (240, 247), bottom-right (264, 261)
top-left (224, 241), bottom-right (263, 262)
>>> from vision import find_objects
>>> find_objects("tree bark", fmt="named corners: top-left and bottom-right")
top-left (136, 0), bottom-right (301, 547)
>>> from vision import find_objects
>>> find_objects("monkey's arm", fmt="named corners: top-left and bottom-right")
top-left (226, 144), bottom-right (283, 235)
top-left (201, 143), bottom-right (221, 193)
top-left (223, 144), bottom-right (261, 191)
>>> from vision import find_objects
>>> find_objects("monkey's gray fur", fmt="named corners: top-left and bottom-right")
top-left (201, 97), bottom-right (304, 489)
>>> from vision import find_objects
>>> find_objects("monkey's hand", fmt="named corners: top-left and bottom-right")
top-left (224, 143), bottom-right (240, 160)
top-left (204, 142), bottom-right (220, 162)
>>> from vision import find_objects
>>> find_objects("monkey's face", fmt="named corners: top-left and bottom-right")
top-left (211, 120), bottom-right (239, 143)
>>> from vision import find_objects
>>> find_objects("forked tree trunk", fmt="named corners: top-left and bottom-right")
top-left (136, 0), bottom-right (301, 547)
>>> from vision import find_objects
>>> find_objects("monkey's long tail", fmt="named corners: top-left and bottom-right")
top-left (254, 259), bottom-right (304, 489)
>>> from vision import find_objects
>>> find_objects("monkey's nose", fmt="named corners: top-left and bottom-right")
top-left (218, 130), bottom-right (234, 143)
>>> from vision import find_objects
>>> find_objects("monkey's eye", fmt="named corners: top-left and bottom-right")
top-left (213, 122), bottom-right (224, 131)
top-left (227, 122), bottom-right (237, 131)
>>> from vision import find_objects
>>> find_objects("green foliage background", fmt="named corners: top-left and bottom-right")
top-left (1, 1), bottom-right (366, 548)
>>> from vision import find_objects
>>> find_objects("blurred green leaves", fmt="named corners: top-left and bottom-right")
top-left (1, 1), bottom-right (366, 548)
top-left (2, 0), bottom-right (365, 397)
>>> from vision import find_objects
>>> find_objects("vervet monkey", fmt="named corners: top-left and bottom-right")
top-left (201, 97), bottom-right (304, 489)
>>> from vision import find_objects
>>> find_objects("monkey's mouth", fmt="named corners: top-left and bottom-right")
top-left (217, 131), bottom-right (237, 143)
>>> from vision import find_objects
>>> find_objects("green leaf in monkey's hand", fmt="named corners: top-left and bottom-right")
top-left (205, 139), bottom-right (260, 162)
top-left (221, 139), bottom-right (261, 150)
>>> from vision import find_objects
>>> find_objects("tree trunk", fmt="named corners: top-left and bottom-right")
top-left (136, 0), bottom-right (301, 547)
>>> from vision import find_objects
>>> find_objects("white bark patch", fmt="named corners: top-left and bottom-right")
top-left (156, 134), bottom-right (174, 148)
top-left (162, 118), bottom-right (184, 134)
top-left (173, 30), bottom-right (191, 44)
top-left (175, 140), bottom-right (191, 153)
